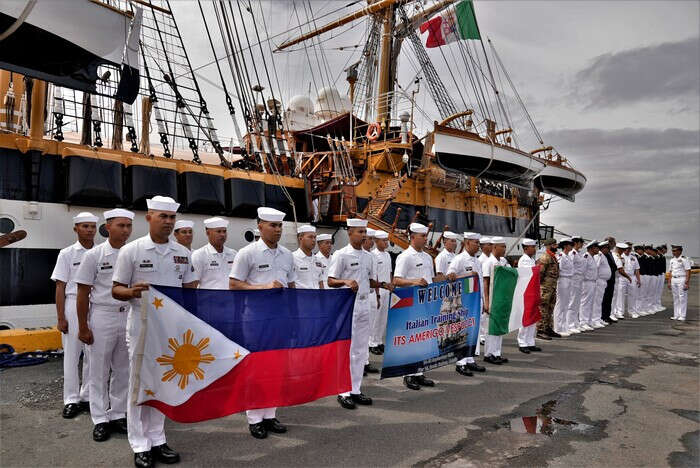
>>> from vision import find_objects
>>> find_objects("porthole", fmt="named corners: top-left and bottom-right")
top-left (244, 230), bottom-right (254, 242)
top-left (0, 217), bottom-right (15, 234)
top-left (99, 223), bottom-right (109, 238)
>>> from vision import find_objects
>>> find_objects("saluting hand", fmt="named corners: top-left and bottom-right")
top-left (57, 317), bottom-right (69, 334)
top-left (130, 282), bottom-right (150, 299)
top-left (78, 328), bottom-right (94, 345)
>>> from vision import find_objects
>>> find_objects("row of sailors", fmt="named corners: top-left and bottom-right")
top-left (50, 197), bottom-right (690, 467)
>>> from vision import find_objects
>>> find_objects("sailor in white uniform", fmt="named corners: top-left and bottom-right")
top-left (656, 245), bottom-right (669, 311)
top-left (668, 245), bottom-right (691, 321)
top-left (369, 230), bottom-right (392, 356)
top-left (625, 244), bottom-right (642, 318)
top-left (483, 237), bottom-right (509, 364)
top-left (566, 236), bottom-right (585, 333)
top-left (393, 223), bottom-right (437, 390)
top-left (362, 229), bottom-right (381, 374)
top-left (477, 237), bottom-right (493, 345)
top-left (553, 238), bottom-right (574, 336)
top-left (315, 233), bottom-right (333, 288)
top-left (435, 232), bottom-right (459, 280)
top-left (112, 196), bottom-right (197, 467)
top-left (328, 219), bottom-right (393, 410)
top-left (592, 241), bottom-right (612, 328)
top-left (229, 207), bottom-right (296, 439)
top-left (612, 243), bottom-right (633, 319)
top-left (51, 211), bottom-right (97, 419)
top-left (517, 238), bottom-right (541, 353)
top-left (173, 219), bottom-right (194, 251)
top-left (578, 240), bottom-right (599, 330)
top-left (447, 232), bottom-right (486, 376)
top-left (191, 217), bottom-right (237, 290)
top-left (292, 225), bottom-right (323, 289)
top-left (75, 209), bottom-right (133, 442)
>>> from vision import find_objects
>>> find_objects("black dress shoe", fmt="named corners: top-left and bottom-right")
top-left (484, 355), bottom-right (502, 364)
top-left (416, 375), bottom-right (435, 387)
top-left (364, 364), bottom-right (379, 374)
top-left (350, 393), bottom-right (373, 405)
top-left (455, 365), bottom-right (473, 377)
top-left (337, 395), bottom-right (356, 409)
top-left (62, 403), bottom-right (80, 419)
top-left (134, 451), bottom-right (153, 468)
top-left (497, 356), bottom-right (509, 364)
top-left (546, 329), bottom-right (562, 338)
top-left (378, 344), bottom-right (385, 352)
top-left (528, 346), bottom-right (542, 352)
top-left (151, 444), bottom-right (180, 464)
top-left (78, 401), bottom-right (90, 413)
top-left (519, 346), bottom-right (531, 354)
top-left (110, 417), bottom-right (128, 434)
top-left (403, 376), bottom-right (421, 390)
top-left (263, 418), bottom-right (287, 433)
top-left (249, 422), bottom-right (268, 439)
top-left (369, 346), bottom-right (382, 355)
top-left (536, 332), bottom-right (552, 340)
top-left (466, 362), bottom-right (486, 372)
top-left (92, 422), bottom-right (111, 442)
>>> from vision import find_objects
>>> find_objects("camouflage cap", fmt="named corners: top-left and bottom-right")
top-left (543, 238), bottom-right (557, 246)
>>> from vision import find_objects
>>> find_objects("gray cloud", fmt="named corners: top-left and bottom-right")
top-left (572, 36), bottom-right (700, 108)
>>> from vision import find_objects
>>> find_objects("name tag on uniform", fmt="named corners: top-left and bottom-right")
top-left (173, 256), bottom-right (189, 264)
top-left (465, 266), bottom-right (473, 272)
top-left (228, 260), bottom-right (234, 264)
top-left (208, 261), bottom-right (220, 270)
top-left (99, 262), bottom-right (113, 271)
top-left (378, 261), bottom-right (383, 265)
top-left (257, 264), bottom-right (271, 272)
top-left (139, 260), bottom-right (154, 269)
top-left (416, 263), bottom-right (423, 267)
top-left (315, 262), bottom-right (324, 268)
top-left (72, 262), bottom-right (81, 266)
top-left (349, 261), bottom-right (359, 269)
top-left (299, 266), bottom-right (309, 271)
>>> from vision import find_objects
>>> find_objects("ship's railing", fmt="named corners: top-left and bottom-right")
top-left (349, 90), bottom-right (425, 146)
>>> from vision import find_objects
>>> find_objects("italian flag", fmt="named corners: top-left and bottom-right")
top-left (419, 0), bottom-right (481, 49)
top-left (488, 266), bottom-right (541, 335)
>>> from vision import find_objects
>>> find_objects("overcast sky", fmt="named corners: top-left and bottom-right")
top-left (170, 0), bottom-right (699, 256)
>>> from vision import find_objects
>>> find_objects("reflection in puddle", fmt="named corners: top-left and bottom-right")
top-left (508, 400), bottom-right (594, 436)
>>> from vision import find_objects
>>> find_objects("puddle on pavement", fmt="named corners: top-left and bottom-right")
top-left (506, 400), bottom-right (594, 436)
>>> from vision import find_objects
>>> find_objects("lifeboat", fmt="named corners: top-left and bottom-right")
top-left (431, 125), bottom-right (546, 189)
top-left (534, 162), bottom-right (586, 201)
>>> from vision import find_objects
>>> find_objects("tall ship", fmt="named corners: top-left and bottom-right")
top-left (0, 0), bottom-right (585, 328)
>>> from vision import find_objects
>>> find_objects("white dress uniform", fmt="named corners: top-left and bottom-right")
top-left (612, 250), bottom-right (628, 318)
top-left (446, 250), bottom-right (482, 365)
top-left (517, 253), bottom-right (537, 348)
top-left (578, 250), bottom-right (598, 328)
top-left (593, 250), bottom-right (612, 326)
top-left (483, 255), bottom-right (508, 357)
top-left (113, 233), bottom-right (196, 453)
top-left (566, 247), bottom-right (585, 332)
top-left (553, 249), bottom-right (573, 334)
top-left (292, 248), bottom-right (323, 289)
top-left (74, 240), bottom-right (129, 425)
top-left (656, 254), bottom-right (667, 311)
top-left (626, 252), bottom-right (641, 317)
top-left (229, 238), bottom-right (297, 424)
top-left (478, 250), bottom-right (493, 344)
top-left (365, 245), bottom-right (379, 350)
top-left (638, 253), bottom-right (651, 314)
top-left (315, 251), bottom-right (331, 289)
top-left (669, 254), bottom-right (691, 320)
top-left (192, 243), bottom-right (237, 289)
top-left (51, 240), bottom-right (92, 405)
top-left (369, 247), bottom-right (392, 348)
top-left (328, 243), bottom-right (375, 396)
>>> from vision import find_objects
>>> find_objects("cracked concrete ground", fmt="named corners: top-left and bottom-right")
top-left (1, 278), bottom-right (698, 467)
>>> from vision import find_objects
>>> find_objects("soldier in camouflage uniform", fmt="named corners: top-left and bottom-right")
top-left (537, 238), bottom-right (560, 340)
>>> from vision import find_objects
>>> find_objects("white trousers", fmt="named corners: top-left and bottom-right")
top-left (341, 297), bottom-right (370, 396)
top-left (87, 306), bottom-right (129, 425)
top-left (638, 276), bottom-right (649, 312)
top-left (517, 324), bottom-right (537, 347)
top-left (369, 289), bottom-right (389, 347)
top-left (656, 275), bottom-right (665, 307)
top-left (484, 334), bottom-right (502, 357)
top-left (566, 276), bottom-right (582, 330)
top-left (628, 278), bottom-right (640, 315)
top-left (671, 277), bottom-right (687, 320)
top-left (614, 277), bottom-right (630, 317)
top-left (553, 276), bottom-right (571, 333)
top-left (126, 309), bottom-right (166, 453)
top-left (578, 280), bottom-right (596, 326)
top-left (62, 297), bottom-right (90, 405)
top-left (593, 279), bottom-right (607, 323)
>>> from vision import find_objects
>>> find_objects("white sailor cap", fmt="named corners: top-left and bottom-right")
top-left (104, 208), bottom-right (134, 220)
top-left (297, 225), bottom-right (316, 234)
top-left (521, 238), bottom-right (537, 246)
top-left (257, 207), bottom-right (285, 222)
top-left (73, 212), bottom-right (98, 224)
top-left (480, 236), bottom-right (493, 244)
top-left (585, 239), bottom-right (598, 249)
top-left (491, 236), bottom-right (506, 244)
top-left (204, 217), bottom-right (228, 229)
top-left (174, 220), bottom-right (194, 231)
top-left (463, 232), bottom-right (481, 240)
top-left (346, 218), bottom-right (367, 228)
top-left (598, 241), bottom-right (610, 247)
top-left (317, 233), bottom-right (332, 242)
top-left (366, 228), bottom-right (376, 237)
top-left (374, 230), bottom-right (388, 239)
top-left (443, 231), bottom-right (460, 240)
top-left (559, 237), bottom-right (572, 244)
top-left (253, 228), bottom-right (260, 236)
top-left (146, 195), bottom-right (180, 212)
top-left (615, 242), bottom-right (628, 249)
top-left (409, 222), bottom-right (428, 234)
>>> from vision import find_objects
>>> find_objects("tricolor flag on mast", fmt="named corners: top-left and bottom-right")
top-left (419, 0), bottom-right (481, 48)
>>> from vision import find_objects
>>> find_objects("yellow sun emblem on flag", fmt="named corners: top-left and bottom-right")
top-left (156, 329), bottom-right (215, 390)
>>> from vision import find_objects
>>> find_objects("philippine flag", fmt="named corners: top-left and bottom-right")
top-left (132, 286), bottom-right (355, 423)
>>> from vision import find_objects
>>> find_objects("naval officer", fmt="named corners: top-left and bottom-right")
top-left (612, 243), bottom-right (633, 320)
top-left (112, 196), bottom-right (197, 467)
top-left (578, 240), bottom-right (600, 330)
top-left (482, 236), bottom-right (509, 364)
top-left (566, 236), bottom-right (585, 334)
top-left (51, 211), bottom-right (98, 418)
top-left (75, 209), bottom-right (133, 442)
top-left (517, 238), bottom-right (541, 353)
top-left (362, 229), bottom-right (381, 374)
top-left (477, 237), bottom-right (493, 345)
top-left (229, 207), bottom-right (296, 439)
top-left (328, 218), bottom-right (393, 409)
top-left (191, 217), bottom-right (237, 289)
top-left (668, 245), bottom-right (691, 321)
top-left (173, 220), bottom-right (194, 250)
top-left (315, 233), bottom-right (333, 288)
top-left (434, 232), bottom-right (459, 280)
top-left (552, 238), bottom-right (573, 336)
top-left (369, 230), bottom-right (392, 356)
top-left (393, 223), bottom-right (437, 390)
top-left (592, 241), bottom-right (612, 328)
top-left (292, 225), bottom-right (324, 289)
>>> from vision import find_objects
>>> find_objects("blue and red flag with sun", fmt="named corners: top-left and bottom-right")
top-left (132, 285), bottom-right (354, 423)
